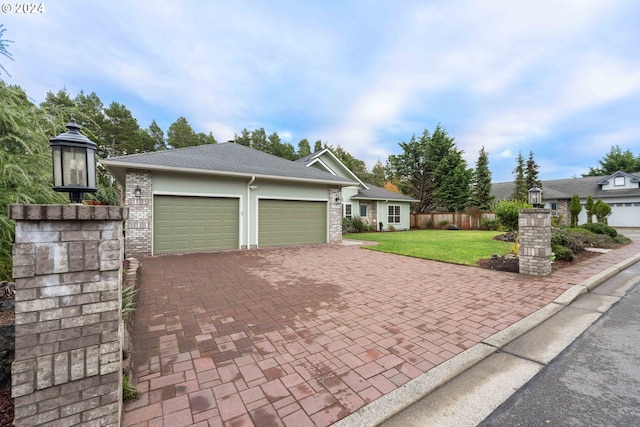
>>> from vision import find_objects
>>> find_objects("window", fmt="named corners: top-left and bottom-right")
top-left (360, 204), bottom-right (367, 217)
top-left (614, 176), bottom-right (625, 186)
top-left (388, 205), bottom-right (401, 223)
top-left (551, 202), bottom-right (557, 211)
top-left (345, 204), bottom-right (352, 218)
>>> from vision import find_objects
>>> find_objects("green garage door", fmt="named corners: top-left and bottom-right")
top-left (154, 196), bottom-right (239, 254)
top-left (259, 199), bottom-right (327, 247)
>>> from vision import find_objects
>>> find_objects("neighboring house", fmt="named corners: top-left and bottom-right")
top-left (101, 142), bottom-right (356, 256)
top-left (296, 148), bottom-right (417, 231)
top-left (490, 171), bottom-right (640, 227)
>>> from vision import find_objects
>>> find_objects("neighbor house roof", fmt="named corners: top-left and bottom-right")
top-left (491, 171), bottom-right (640, 201)
top-left (351, 185), bottom-right (418, 202)
top-left (100, 143), bottom-right (357, 186)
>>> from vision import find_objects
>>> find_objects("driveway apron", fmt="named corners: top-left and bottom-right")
top-left (123, 241), bottom-right (640, 426)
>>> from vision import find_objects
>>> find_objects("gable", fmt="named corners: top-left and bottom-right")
top-left (596, 171), bottom-right (640, 191)
top-left (297, 149), bottom-right (367, 189)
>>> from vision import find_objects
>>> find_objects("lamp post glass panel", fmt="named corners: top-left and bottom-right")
top-left (528, 186), bottom-right (542, 207)
top-left (50, 119), bottom-right (97, 203)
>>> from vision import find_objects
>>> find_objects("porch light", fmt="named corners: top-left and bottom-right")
top-left (528, 186), bottom-right (542, 207)
top-left (134, 185), bottom-right (142, 198)
top-left (49, 118), bottom-right (97, 203)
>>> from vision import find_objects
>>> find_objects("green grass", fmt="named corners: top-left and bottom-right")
top-left (344, 230), bottom-right (512, 266)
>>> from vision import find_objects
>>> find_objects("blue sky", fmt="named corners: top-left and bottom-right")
top-left (3, 0), bottom-right (640, 182)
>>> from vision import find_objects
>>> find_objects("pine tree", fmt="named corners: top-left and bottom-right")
top-left (525, 151), bottom-right (542, 191)
top-left (470, 146), bottom-right (494, 210)
top-left (511, 152), bottom-right (527, 201)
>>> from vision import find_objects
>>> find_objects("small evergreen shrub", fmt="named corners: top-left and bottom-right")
top-left (579, 222), bottom-right (617, 238)
top-left (480, 218), bottom-right (500, 230)
top-left (552, 245), bottom-right (575, 261)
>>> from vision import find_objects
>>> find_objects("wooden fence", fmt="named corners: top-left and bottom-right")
top-left (410, 211), bottom-right (496, 230)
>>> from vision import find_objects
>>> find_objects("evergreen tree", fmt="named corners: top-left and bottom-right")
top-left (569, 194), bottom-right (582, 227)
top-left (167, 116), bottom-right (199, 148)
top-left (470, 146), bottom-right (494, 210)
top-left (525, 150), bottom-right (542, 191)
top-left (234, 128), bottom-right (251, 146)
top-left (424, 125), bottom-right (457, 211)
top-left (313, 140), bottom-right (323, 152)
top-left (73, 90), bottom-right (106, 153)
top-left (387, 130), bottom-right (431, 212)
top-left (433, 149), bottom-right (472, 212)
top-left (297, 138), bottom-right (311, 158)
top-left (0, 24), bottom-right (14, 76)
top-left (147, 120), bottom-right (166, 151)
top-left (371, 161), bottom-right (386, 187)
top-left (584, 145), bottom-right (640, 176)
top-left (585, 195), bottom-right (594, 224)
top-left (511, 152), bottom-right (527, 201)
top-left (103, 102), bottom-right (141, 155)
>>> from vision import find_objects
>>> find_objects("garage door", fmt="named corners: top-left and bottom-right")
top-left (259, 200), bottom-right (327, 247)
top-left (154, 196), bottom-right (239, 254)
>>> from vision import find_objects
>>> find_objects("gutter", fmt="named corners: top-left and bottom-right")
top-left (247, 176), bottom-right (255, 248)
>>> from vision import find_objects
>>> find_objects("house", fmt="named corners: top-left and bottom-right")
top-left (297, 148), bottom-right (417, 231)
top-left (490, 171), bottom-right (640, 227)
top-left (100, 143), bottom-right (415, 257)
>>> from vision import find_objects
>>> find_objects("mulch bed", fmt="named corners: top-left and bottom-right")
top-left (0, 389), bottom-right (13, 426)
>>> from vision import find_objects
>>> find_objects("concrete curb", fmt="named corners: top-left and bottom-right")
top-left (334, 251), bottom-right (640, 427)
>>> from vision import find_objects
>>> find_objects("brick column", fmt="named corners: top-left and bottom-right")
top-left (9, 204), bottom-right (127, 427)
top-left (329, 186), bottom-right (343, 244)
top-left (125, 169), bottom-right (152, 256)
top-left (519, 208), bottom-right (552, 276)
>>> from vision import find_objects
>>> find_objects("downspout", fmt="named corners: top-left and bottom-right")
top-left (247, 176), bottom-right (255, 248)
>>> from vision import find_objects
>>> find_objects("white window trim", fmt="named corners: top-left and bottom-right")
top-left (388, 205), bottom-right (401, 224)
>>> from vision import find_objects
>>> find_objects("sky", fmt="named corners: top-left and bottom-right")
top-left (2, 0), bottom-right (640, 182)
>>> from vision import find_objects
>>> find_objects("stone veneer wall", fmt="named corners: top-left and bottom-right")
top-left (9, 204), bottom-right (127, 427)
top-left (124, 170), bottom-right (152, 256)
top-left (519, 208), bottom-right (552, 276)
top-left (329, 186), bottom-right (343, 243)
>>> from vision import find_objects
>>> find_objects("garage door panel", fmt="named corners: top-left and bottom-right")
top-left (259, 200), bottom-right (326, 247)
top-left (154, 196), bottom-right (239, 254)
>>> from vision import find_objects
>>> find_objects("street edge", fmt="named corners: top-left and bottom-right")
top-left (333, 251), bottom-right (640, 427)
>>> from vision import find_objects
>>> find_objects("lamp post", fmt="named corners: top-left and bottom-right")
top-left (528, 186), bottom-right (542, 208)
top-left (49, 119), bottom-right (97, 203)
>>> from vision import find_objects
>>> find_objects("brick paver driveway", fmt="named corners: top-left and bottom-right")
top-left (123, 242), bottom-right (640, 426)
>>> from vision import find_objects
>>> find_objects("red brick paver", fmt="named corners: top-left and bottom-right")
top-left (123, 241), bottom-right (640, 426)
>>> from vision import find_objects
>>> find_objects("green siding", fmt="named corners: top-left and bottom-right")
top-left (259, 200), bottom-right (327, 247)
top-left (154, 196), bottom-right (239, 254)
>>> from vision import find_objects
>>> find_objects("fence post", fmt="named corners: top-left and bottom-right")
top-left (9, 204), bottom-right (127, 426)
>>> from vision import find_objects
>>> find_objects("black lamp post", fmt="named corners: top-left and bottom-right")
top-left (49, 119), bottom-right (97, 203)
top-left (528, 186), bottom-right (542, 207)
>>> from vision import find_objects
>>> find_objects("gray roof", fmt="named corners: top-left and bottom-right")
top-left (101, 143), bottom-right (356, 186)
top-left (352, 185), bottom-right (418, 202)
top-left (491, 171), bottom-right (640, 201)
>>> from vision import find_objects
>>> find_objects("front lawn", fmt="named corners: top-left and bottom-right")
top-left (343, 230), bottom-right (512, 266)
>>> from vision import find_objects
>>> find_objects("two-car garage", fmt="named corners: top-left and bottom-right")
top-left (153, 195), bottom-right (328, 254)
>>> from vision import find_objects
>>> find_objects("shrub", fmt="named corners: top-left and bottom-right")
top-left (342, 217), bottom-right (353, 233)
top-left (494, 199), bottom-right (531, 232)
top-left (351, 216), bottom-right (365, 232)
top-left (438, 220), bottom-right (450, 229)
top-left (388, 225), bottom-right (396, 232)
top-left (579, 222), bottom-right (617, 238)
top-left (593, 199), bottom-right (612, 224)
top-left (551, 213), bottom-right (564, 228)
top-left (569, 194), bottom-right (582, 228)
top-left (552, 245), bottom-right (575, 261)
top-left (585, 195), bottom-right (594, 224)
top-left (480, 218), bottom-right (500, 231)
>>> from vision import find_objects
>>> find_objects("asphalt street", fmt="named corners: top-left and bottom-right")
top-left (479, 268), bottom-right (640, 426)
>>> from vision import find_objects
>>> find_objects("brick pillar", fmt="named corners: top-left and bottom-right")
top-left (125, 169), bottom-right (152, 256)
top-left (519, 208), bottom-right (552, 276)
top-left (9, 204), bottom-right (127, 427)
top-left (329, 186), bottom-right (343, 243)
